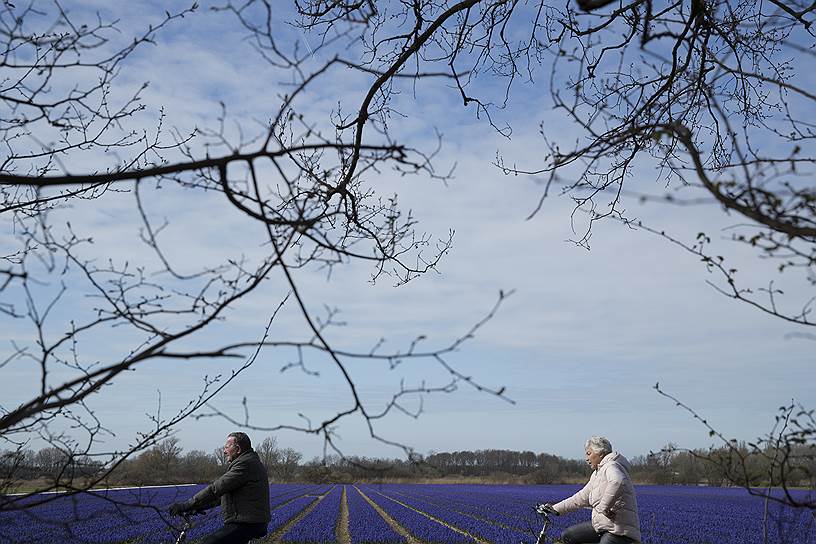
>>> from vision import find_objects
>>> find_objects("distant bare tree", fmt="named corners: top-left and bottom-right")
top-left (178, 450), bottom-right (220, 483)
top-left (34, 448), bottom-right (71, 480)
top-left (256, 436), bottom-right (281, 476)
top-left (271, 448), bottom-right (304, 482)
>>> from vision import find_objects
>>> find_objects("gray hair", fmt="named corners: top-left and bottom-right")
top-left (585, 436), bottom-right (612, 456)
top-left (228, 432), bottom-right (252, 453)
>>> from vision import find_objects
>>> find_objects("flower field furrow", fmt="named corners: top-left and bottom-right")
top-left (346, 485), bottom-right (406, 544)
top-left (281, 485), bottom-right (342, 543)
top-left (358, 485), bottom-right (473, 543)
top-left (380, 488), bottom-right (534, 544)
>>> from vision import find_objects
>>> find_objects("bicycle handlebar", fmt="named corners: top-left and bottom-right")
top-left (534, 503), bottom-right (560, 517)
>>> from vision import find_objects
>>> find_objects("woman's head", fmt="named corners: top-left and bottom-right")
top-left (584, 436), bottom-right (612, 470)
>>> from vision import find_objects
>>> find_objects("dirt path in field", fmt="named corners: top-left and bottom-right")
top-left (335, 485), bottom-right (350, 544)
top-left (353, 485), bottom-right (424, 544)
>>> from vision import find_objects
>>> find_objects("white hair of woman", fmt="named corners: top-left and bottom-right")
top-left (585, 436), bottom-right (612, 456)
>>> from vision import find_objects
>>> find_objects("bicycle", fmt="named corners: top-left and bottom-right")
top-left (530, 503), bottom-right (560, 544)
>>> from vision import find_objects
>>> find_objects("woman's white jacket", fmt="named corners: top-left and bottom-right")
top-left (552, 451), bottom-right (641, 542)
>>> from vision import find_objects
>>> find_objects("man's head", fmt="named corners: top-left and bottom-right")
top-left (223, 432), bottom-right (252, 462)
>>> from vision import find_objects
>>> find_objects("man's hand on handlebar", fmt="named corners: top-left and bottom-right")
top-left (169, 501), bottom-right (193, 516)
top-left (534, 503), bottom-right (559, 516)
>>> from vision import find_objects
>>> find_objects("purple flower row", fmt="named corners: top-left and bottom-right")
top-left (357, 485), bottom-right (472, 543)
top-left (346, 485), bottom-right (406, 544)
top-left (282, 485), bottom-right (343, 543)
top-left (269, 496), bottom-right (320, 535)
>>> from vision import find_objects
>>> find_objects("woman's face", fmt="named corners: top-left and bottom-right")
top-left (585, 448), bottom-right (604, 470)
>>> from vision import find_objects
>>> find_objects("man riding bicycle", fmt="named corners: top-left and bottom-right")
top-left (170, 432), bottom-right (270, 544)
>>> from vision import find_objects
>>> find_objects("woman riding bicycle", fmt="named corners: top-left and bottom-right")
top-left (546, 436), bottom-right (640, 544)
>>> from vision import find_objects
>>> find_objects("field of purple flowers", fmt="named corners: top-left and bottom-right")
top-left (1, 483), bottom-right (813, 543)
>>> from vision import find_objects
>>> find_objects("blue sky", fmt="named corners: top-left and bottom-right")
top-left (1, 1), bottom-right (813, 464)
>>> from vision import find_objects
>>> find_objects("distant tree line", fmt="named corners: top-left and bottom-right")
top-left (632, 442), bottom-right (816, 489)
top-left (0, 447), bottom-right (102, 489)
top-left (3, 438), bottom-right (813, 489)
top-left (311, 445), bottom-right (815, 488)
top-left (107, 437), bottom-right (304, 486)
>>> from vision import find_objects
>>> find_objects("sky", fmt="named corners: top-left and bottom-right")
top-left (1, 1), bottom-right (813, 464)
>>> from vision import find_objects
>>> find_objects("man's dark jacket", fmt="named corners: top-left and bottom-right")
top-left (189, 450), bottom-right (271, 524)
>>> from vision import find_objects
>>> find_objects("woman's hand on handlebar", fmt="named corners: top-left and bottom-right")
top-left (535, 503), bottom-right (559, 516)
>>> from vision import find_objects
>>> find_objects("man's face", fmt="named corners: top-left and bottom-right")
top-left (223, 436), bottom-right (240, 462)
